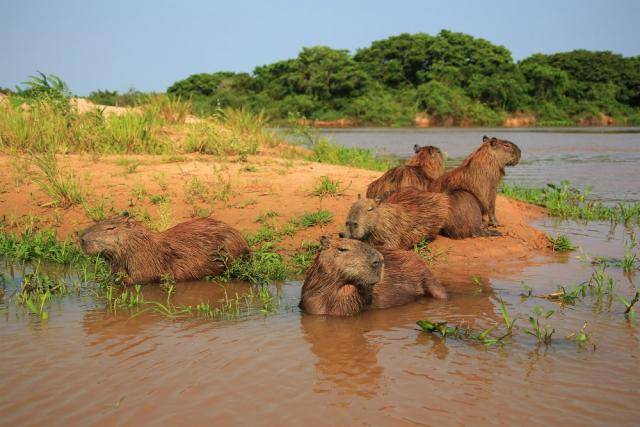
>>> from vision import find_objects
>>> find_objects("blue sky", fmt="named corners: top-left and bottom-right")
top-left (1, 0), bottom-right (638, 95)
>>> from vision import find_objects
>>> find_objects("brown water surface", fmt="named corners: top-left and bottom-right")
top-left (1, 218), bottom-right (639, 426)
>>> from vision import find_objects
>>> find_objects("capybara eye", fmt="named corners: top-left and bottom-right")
top-left (337, 247), bottom-right (349, 252)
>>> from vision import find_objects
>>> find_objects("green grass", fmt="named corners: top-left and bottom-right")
top-left (288, 210), bottom-right (333, 229)
top-left (308, 139), bottom-right (401, 171)
top-left (289, 241), bottom-right (321, 275)
top-left (83, 197), bottom-right (112, 222)
top-left (219, 244), bottom-right (288, 284)
top-left (547, 234), bottom-right (576, 252)
top-left (0, 229), bottom-right (86, 265)
top-left (500, 181), bottom-right (640, 224)
top-left (311, 176), bottom-right (343, 198)
top-left (32, 153), bottom-right (85, 208)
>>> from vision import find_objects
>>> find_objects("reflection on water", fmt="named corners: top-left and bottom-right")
top-left (1, 224), bottom-right (639, 424)
top-left (320, 128), bottom-right (640, 203)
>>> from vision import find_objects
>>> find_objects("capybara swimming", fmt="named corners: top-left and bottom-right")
top-left (429, 136), bottom-right (521, 227)
top-left (366, 145), bottom-right (444, 199)
top-left (345, 189), bottom-right (449, 249)
top-left (300, 236), bottom-right (446, 316)
top-left (80, 216), bottom-right (250, 285)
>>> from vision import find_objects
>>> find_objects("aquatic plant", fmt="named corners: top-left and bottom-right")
top-left (522, 306), bottom-right (555, 345)
top-left (547, 234), bottom-right (576, 252)
top-left (500, 181), bottom-right (640, 224)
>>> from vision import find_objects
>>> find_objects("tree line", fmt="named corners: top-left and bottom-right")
top-left (93, 31), bottom-right (640, 126)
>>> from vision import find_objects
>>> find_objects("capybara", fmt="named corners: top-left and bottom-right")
top-left (345, 189), bottom-right (449, 249)
top-left (440, 190), bottom-right (483, 239)
top-left (429, 136), bottom-right (521, 226)
top-left (300, 236), bottom-right (446, 316)
top-left (80, 216), bottom-right (250, 285)
top-left (366, 145), bottom-right (444, 200)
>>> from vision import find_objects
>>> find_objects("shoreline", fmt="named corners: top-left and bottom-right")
top-left (0, 153), bottom-right (551, 280)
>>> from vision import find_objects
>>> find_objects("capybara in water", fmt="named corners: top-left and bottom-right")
top-left (80, 216), bottom-right (250, 285)
top-left (300, 236), bottom-right (446, 316)
top-left (345, 189), bottom-right (449, 249)
top-left (429, 136), bottom-right (521, 227)
top-left (366, 145), bottom-right (444, 199)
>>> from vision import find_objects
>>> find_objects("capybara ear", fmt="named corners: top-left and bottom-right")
top-left (483, 135), bottom-right (489, 142)
top-left (490, 137), bottom-right (498, 147)
top-left (319, 235), bottom-right (332, 248)
top-left (338, 231), bottom-right (347, 238)
top-left (121, 210), bottom-right (130, 217)
top-left (357, 193), bottom-right (361, 200)
top-left (413, 144), bottom-right (421, 153)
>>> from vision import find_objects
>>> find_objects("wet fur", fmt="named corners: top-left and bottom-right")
top-left (366, 145), bottom-right (444, 199)
top-left (301, 237), bottom-right (446, 316)
top-left (429, 137), bottom-right (521, 226)
top-left (348, 189), bottom-right (449, 249)
top-left (80, 217), bottom-right (250, 285)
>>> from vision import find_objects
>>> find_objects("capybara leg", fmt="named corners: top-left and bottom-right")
top-left (423, 278), bottom-right (447, 299)
top-left (488, 198), bottom-right (499, 227)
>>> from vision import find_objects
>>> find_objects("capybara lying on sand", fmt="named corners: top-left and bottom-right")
top-left (345, 190), bottom-right (449, 249)
top-left (80, 216), bottom-right (250, 285)
top-left (300, 236), bottom-right (446, 316)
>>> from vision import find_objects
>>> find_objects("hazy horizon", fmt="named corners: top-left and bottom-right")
top-left (2, 0), bottom-right (639, 95)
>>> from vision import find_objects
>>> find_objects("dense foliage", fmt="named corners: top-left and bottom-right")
top-left (165, 31), bottom-right (640, 126)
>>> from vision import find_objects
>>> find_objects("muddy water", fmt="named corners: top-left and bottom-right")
top-left (2, 129), bottom-right (640, 425)
top-left (1, 220), bottom-right (639, 426)
top-left (321, 128), bottom-right (640, 203)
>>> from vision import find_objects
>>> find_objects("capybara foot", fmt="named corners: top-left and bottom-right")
top-left (426, 281), bottom-right (448, 299)
top-left (475, 228), bottom-right (502, 237)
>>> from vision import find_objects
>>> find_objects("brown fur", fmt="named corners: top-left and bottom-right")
top-left (440, 190), bottom-right (483, 239)
top-left (80, 216), bottom-right (250, 285)
top-left (429, 136), bottom-right (521, 226)
top-left (300, 236), bottom-right (446, 316)
top-left (346, 189), bottom-right (449, 249)
top-left (366, 145), bottom-right (444, 199)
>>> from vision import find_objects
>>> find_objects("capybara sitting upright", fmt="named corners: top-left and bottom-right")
top-left (366, 145), bottom-right (444, 200)
top-left (429, 136), bottom-right (521, 227)
top-left (300, 236), bottom-right (446, 316)
top-left (80, 216), bottom-right (250, 285)
top-left (345, 190), bottom-right (449, 249)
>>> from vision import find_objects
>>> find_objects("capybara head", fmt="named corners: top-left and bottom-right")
top-left (345, 196), bottom-right (382, 241)
top-left (482, 136), bottom-right (521, 167)
top-left (80, 215), bottom-right (142, 258)
top-left (317, 236), bottom-right (383, 287)
top-left (407, 145), bottom-right (445, 173)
